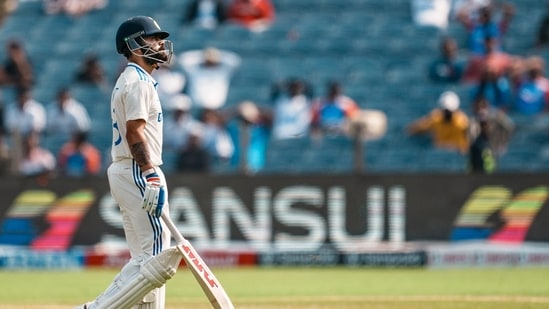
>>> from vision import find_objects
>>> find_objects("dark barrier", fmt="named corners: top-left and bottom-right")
top-left (0, 173), bottom-right (548, 252)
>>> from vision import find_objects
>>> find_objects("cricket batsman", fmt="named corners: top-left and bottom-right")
top-left (74, 15), bottom-right (183, 309)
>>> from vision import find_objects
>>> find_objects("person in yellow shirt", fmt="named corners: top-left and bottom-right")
top-left (407, 90), bottom-right (470, 154)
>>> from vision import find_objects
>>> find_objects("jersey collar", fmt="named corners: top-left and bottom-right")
top-left (127, 62), bottom-right (158, 88)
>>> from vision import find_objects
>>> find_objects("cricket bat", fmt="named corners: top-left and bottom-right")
top-left (161, 212), bottom-right (235, 309)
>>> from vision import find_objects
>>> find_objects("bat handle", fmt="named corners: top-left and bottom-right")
top-left (161, 211), bottom-right (185, 244)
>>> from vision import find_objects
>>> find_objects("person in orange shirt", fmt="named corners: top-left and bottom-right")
top-left (462, 35), bottom-right (514, 84)
top-left (226, 0), bottom-right (275, 32)
top-left (57, 131), bottom-right (101, 176)
top-left (407, 91), bottom-right (470, 154)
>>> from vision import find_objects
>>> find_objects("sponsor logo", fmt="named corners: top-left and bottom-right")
top-left (181, 243), bottom-right (218, 289)
top-left (450, 186), bottom-right (549, 243)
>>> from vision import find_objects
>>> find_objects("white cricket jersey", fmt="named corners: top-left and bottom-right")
top-left (110, 63), bottom-right (163, 166)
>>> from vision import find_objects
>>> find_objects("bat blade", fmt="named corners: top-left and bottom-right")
top-left (176, 240), bottom-right (235, 309)
top-left (161, 212), bottom-right (235, 309)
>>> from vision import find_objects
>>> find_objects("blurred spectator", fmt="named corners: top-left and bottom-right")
top-left (17, 130), bottom-right (56, 178)
top-left (1, 39), bottom-right (34, 89)
top-left (74, 53), bottom-right (108, 90)
top-left (529, 56), bottom-right (549, 100)
top-left (4, 86), bottom-right (46, 136)
top-left (469, 95), bottom-right (514, 156)
top-left (46, 87), bottom-right (91, 141)
top-left (227, 0), bottom-right (275, 32)
top-left (178, 47), bottom-right (241, 109)
top-left (451, 0), bottom-right (491, 21)
top-left (507, 57), bottom-right (527, 94)
top-left (43, 0), bottom-right (107, 16)
top-left (270, 78), bottom-right (313, 139)
top-left (163, 94), bottom-right (203, 151)
top-left (428, 36), bottom-right (466, 83)
top-left (57, 131), bottom-right (101, 177)
top-left (455, 1), bottom-right (514, 55)
top-left (407, 91), bottom-right (470, 154)
top-left (152, 57), bottom-right (186, 107)
top-left (310, 81), bottom-right (360, 137)
top-left (199, 108), bottom-right (235, 163)
top-left (0, 132), bottom-right (11, 175)
top-left (470, 67), bottom-right (513, 111)
top-left (463, 35), bottom-right (514, 84)
top-left (536, 2), bottom-right (549, 48)
top-left (227, 101), bottom-right (272, 174)
top-left (468, 118), bottom-right (496, 173)
top-left (183, 0), bottom-right (226, 29)
top-left (513, 56), bottom-right (549, 115)
top-left (176, 129), bottom-right (210, 173)
top-left (0, 0), bottom-right (17, 26)
top-left (411, 0), bottom-right (452, 30)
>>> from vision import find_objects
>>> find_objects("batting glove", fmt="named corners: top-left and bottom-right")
top-left (141, 168), bottom-right (165, 218)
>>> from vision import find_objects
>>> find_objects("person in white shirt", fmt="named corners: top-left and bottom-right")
top-left (18, 130), bottom-right (56, 177)
top-left (271, 78), bottom-right (312, 139)
top-left (4, 86), bottom-right (46, 136)
top-left (46, 87), bottom-right (91, 141)
top-left (178, 47), bottom-right (241, 109)
top-left (151, 57), bottom-right (186, 108)
top-left (163, 93), bottom-right (203, 151)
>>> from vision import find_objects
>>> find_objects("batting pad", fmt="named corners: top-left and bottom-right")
top-left (135, 286), bottom-right (165, 309)
top-left (90, 248), bottom-right (182, 309)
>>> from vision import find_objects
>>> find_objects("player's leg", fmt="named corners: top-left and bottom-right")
top-left (125, 164), bottom-right (171, 258)
top-left (114, 161), bottom-right (172, 309)
top-left (128, 166), bottom-right (171, 309)
top-left (77, 247), bottom-right (182, 309)
top-left (76, 162), bottom-right (174, 309)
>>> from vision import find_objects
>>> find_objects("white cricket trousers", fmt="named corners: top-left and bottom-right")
top-left (108, 159), bottom-right (171, 308)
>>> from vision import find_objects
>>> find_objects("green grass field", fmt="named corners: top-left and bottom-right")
top-left (1, 267), bottom-right (548, 308)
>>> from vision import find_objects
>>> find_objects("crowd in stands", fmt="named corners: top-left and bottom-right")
top-left (184, 0), bottom-right (275, 32)
top-left (154, 0), bottom-right (363, 175)
top-left (0, 0), bottom-right (548, 179)
top-left (43, 0), bottom-right (107, 17)
top-left (0, 32), bottom-right (103, 181)
top-left (413, 0), bottom-right (549, 173)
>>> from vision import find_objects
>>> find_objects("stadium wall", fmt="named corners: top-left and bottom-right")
top-left (0, 173), bottom-right (548, 268)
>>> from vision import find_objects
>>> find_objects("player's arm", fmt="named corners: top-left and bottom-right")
top-left (126, 119), bottom-right (154, 171)
top-left (127, 118), bottom-right (165, 217)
